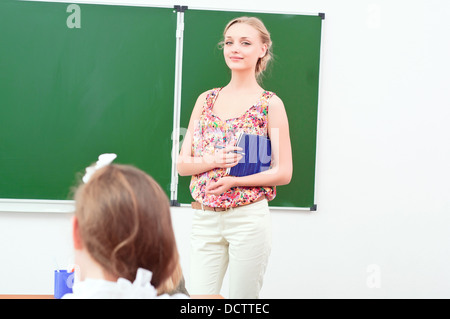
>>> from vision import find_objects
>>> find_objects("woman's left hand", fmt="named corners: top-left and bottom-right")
top-left (205, 177), bottom-right (236, 196)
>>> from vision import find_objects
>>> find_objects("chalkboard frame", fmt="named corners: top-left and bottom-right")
top-left (0, 1), bottom-right (324, 212)
top-left (174, 7), bottom-right (324, 210)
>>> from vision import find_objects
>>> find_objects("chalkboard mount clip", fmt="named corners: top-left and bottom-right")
top-left (174, 5), bottom-right (188, 12)
top-left (310, 204), bottom-right (317, 211)
top-left (170, 200), bottom-right (181, 207)
top-left (319, 13), bottom-right (325, 20)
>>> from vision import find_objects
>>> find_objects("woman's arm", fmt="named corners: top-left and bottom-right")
top-left (176, 92), bottom-right (242, 177)
top-left (205, 95), bottom-right (293, 195)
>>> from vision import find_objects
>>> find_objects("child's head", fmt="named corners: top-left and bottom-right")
top-left (72, 163), bottom-right (179, 289)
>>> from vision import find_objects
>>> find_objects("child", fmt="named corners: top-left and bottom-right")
top-left (64, 156), bottom-right (187, 298)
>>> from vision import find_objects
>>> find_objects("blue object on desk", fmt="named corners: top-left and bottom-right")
top-left (54, 270), bottom-right (74, 299)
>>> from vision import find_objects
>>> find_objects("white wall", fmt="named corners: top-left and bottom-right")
top-left (1, 0), bottom-right (449, 298)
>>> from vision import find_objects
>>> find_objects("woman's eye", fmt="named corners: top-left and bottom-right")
top-left (225, 41), bottom-right (233, 45)
top-left (242, 42), bottom-right (251, 46)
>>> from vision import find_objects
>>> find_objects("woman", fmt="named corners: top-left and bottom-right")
top-left (177, 17), bottom-right (292, 298)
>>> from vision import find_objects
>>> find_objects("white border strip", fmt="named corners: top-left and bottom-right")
top-left (178, 203), bottom-right (312, 212)
top-left (0, 199), bottom-right (311, 214)
top-left (0, 199), bottom-right (75, 214)
top-left (21, 0), bottom-right (320, 16)
top-left (187, 6), bottom-right (320, 17)
top-left (19, 0), bottom-right (173, 9)
top-left (169, 9), bottom-right (185, 204)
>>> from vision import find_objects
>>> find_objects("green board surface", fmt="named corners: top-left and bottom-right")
top-left (0, 1), bottom-right (176, 199)
top-left (0, 2), bottom-right (322, 208)
top-left (178, 10), bottom-right (323, 208)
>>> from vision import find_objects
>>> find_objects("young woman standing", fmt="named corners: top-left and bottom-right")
top-left (177, 17), bottom-right (292, 298)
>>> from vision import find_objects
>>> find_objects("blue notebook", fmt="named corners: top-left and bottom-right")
top-left (227, 133), bottom-right (272, 177)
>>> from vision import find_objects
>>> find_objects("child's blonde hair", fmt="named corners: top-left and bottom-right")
top-left (221, 16), bottom-right (273, 81)
top-left (74, 164), bottom-right (179, 290)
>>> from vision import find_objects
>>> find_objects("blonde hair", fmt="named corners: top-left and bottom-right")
top-left (74, 164), bottom-right (179, 290)
top-left (221, 16), bottom-right (273, 81)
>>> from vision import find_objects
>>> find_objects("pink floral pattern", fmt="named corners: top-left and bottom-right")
top-left (189, 87), bottom-right (276, 208)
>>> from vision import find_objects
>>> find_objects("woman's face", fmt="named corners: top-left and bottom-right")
top-left (223, 23), bottom-right (267, 75)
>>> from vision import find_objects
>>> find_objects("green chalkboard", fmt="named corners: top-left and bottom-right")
top-left (0, 1), bottom-right (322, 208)
top-left (0, 1), bottom-right (176, 199)
top-left (178, 10), bottom-right (323, 209)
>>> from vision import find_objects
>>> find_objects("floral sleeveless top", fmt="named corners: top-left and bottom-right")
top-left (190, 87), bottom-right (276, 208)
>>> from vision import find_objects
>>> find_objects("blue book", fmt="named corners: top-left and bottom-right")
top-left (227, 133), bottom-right (272, 177)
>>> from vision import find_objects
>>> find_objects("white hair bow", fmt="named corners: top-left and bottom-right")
top-left (82, 153), bottom-right (117, 184)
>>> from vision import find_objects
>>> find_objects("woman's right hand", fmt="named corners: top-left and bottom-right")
top-left (177, 91), bottom-right (245, 176)
top-left (205, 145), bottom-right (243, 169)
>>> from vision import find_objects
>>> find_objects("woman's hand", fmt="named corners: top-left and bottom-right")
top-left (205, 176), bottom-right (236, 196)
top-left (205, 145), bottom-right (243, 169)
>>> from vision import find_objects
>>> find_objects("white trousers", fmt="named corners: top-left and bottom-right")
top-left (189, 199), bottom-right (272, 299)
